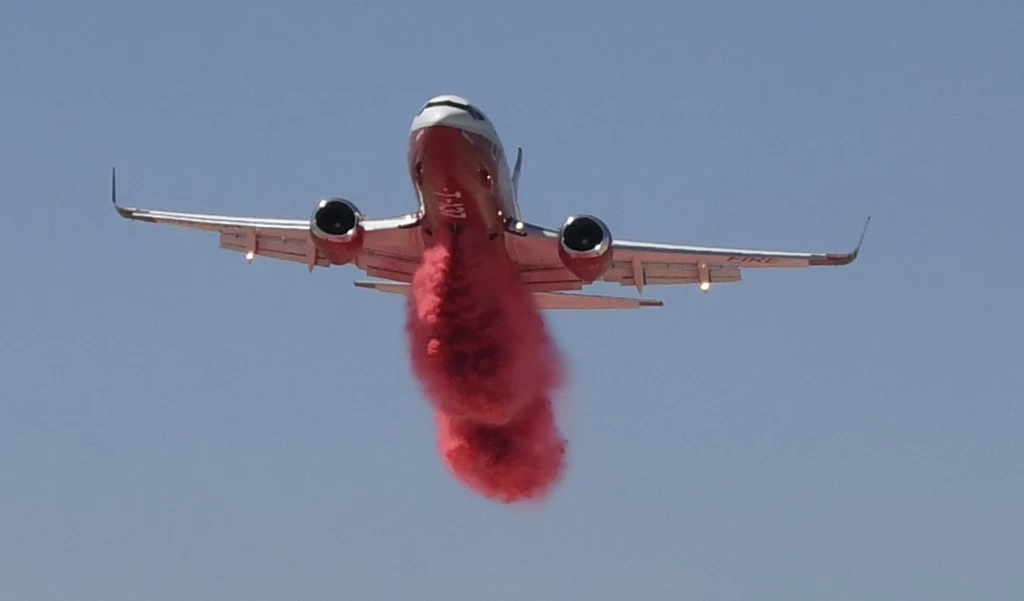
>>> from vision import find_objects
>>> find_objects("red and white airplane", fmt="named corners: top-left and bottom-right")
top-left (112, 94), bottom-right (868, 309)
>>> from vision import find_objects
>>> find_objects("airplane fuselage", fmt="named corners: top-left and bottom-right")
top-left (406, 95), bottom-right (518, 242)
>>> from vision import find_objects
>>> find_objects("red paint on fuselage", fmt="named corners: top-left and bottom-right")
top-left (408, 125), bottom-right (516, 244)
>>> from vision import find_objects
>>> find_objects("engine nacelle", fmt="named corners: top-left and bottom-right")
top-left (310, 197), bottom-right (364, 265)
top-left (557, 214), bottom-right (613, 282)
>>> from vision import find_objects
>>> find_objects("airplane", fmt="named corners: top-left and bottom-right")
top-left (111, 94), bottom-right (869, 310)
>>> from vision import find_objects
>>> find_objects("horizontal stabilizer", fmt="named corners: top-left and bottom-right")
top-left (532, 291), bottom-right (663, 310)
top-left (353, 280), bottom-right (663, 310)
top-left (353, 281), bottom-right (410, 295)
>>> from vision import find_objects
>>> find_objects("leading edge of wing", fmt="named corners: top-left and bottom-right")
top-left (110, 168), bottom-right (309, 230)
top-left (110, 167), bottom-right (421, 232)
top-left (614, 216), bottom-right (872, 267)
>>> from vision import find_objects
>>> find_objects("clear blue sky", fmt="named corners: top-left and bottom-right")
top-left (2, 1), bottom-right (1021, 599)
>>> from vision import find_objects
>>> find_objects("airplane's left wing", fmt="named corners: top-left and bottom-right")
top-left (110, 169), bottom-right (425, 281)
top-left (506, 216), bottom-right (869, 295)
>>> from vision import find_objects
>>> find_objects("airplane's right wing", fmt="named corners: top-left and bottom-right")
top-left (111, 169), bottom-right (427, 282)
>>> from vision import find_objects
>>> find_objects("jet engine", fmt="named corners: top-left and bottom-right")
top-left (310, 197), bottom-right (364, 264)
top-left (557, 214), bottom-right (613, 282)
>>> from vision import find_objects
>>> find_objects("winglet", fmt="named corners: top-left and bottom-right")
top-left (110, 167), bottom-right (133, 219)
top-left (512, 147), bottom-right (523, 195)
top-left (810, 216), bottom-right (871, 266)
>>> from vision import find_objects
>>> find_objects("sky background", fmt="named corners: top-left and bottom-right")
top-left (2, 1), bottom-right (1022, 599)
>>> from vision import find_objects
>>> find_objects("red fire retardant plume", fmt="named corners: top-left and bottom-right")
top-left (406, 229), bottom-right (568, 502)
top-left (436, 400), bottom-right (565, 503)
top-left (406, 230), bottom-right (564, 425)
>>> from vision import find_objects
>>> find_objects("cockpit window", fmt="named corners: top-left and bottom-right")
top-left (418, 99), bottom-right (488, 121)
top-left (464, 105), bottom-right (487, 121)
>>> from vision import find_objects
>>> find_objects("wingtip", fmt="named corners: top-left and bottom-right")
top-left (809, 216), bottom-right (871, 266)
top-left (856, 216), bottom-right (871, 252)
top-left (110, 167), bottom-right (133, 218)
top-left (845, 215), bottom-right (872, 262)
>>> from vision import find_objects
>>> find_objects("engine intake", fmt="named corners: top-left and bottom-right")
top-left (312, 198), bottom-right (361, 241)
top-left (558, 214), bottom-right (613, 282)
top-left (310, 198), bottom-right (364, 264)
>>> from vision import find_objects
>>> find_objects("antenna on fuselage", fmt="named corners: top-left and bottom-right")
top-left (512, 146), bottom-right (523, 198)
